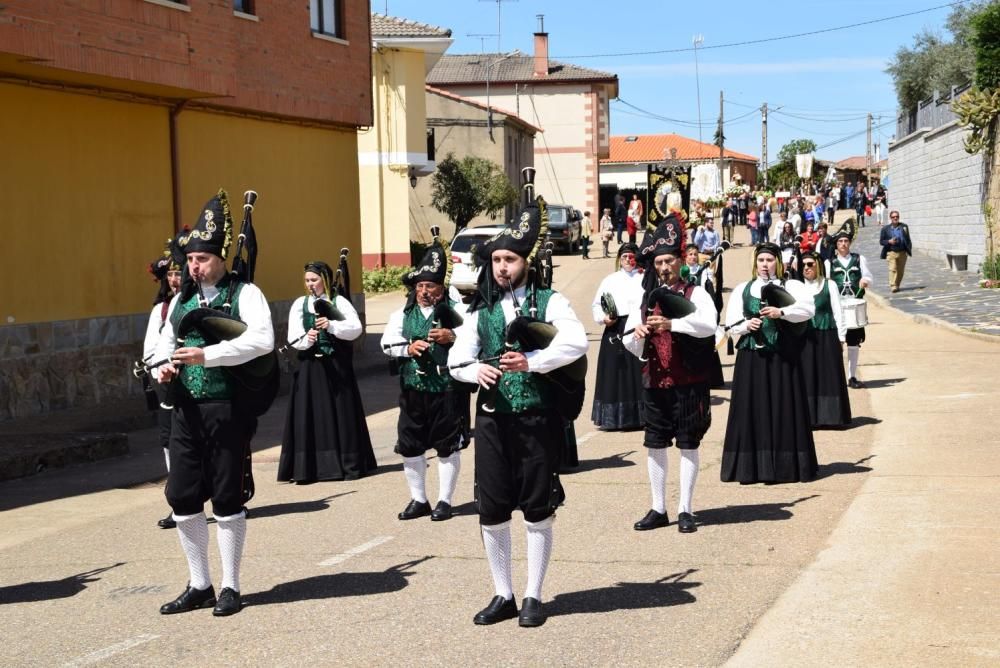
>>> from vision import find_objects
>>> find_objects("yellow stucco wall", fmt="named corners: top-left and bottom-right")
top-left (176, 111), bottom-right (362, 302)
top-left (358, 47), bottom-right (430, 267)
top-left (0, 83), bottom-right (362, 325)
top-left (0, 83), bottom-right (173, 324)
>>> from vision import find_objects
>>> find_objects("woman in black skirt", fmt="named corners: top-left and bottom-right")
top-left (799, 252), bottom-right (851, 428)
top-left (590, 244), bottom-right (645, 430)
top-left (278, 260), bottom-right (377, 483)
top-left (721, 243), bottom-right (818, 484)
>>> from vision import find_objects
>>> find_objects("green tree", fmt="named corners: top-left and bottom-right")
top-left (430, 154), bottom-right (519, 232)
top-left (885, 2), bottom-right (988, 112)
top-left (766, 139), bottom-right (818, 189)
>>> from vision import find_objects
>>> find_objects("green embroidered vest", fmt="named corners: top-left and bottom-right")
top-left (170, 276), bottom-right (243, 400)
top-left (829, 253), bottom-right (865, 298)
top-left (477, 289), bottom-right (553, 413)
top-left (810, 280), bottom-right (835, 331)
top-left (400, 302), bottom-right (454, 393)
top-left (737, 282), bottom-right (780, 353)
top-left (302, 297), bottom-right (336, 357)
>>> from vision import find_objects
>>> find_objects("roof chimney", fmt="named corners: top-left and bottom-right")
top-left (533, 14), bottom-right (548, 78)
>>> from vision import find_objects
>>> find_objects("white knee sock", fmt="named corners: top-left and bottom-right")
top-left (215, 510), bottom-right (246, 593)
top-left (646, 447), bottom-right (668, 514)
top-left (678, 449), bottom-right (700, 515)
top-left (481, 521), bottom-right (513, 600)
top-left (524, 516), bottom-right (554, 601)
top-left (174, 512), bottom-right (211, 590)
top-left (437, 452), bottom-right (461, 505)
top-left (163, 447), bottom-right (170, 473)
top-left (402, 455), bottom-right (428, 503)
top-left (847, 346), bottom-right (860, 379)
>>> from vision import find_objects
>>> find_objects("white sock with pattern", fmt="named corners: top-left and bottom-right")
top-left (646, 447), bottom-right (668, 514)
top-left (437, 452), bottom-right (461, 505)
top-left (402, 455), bottom-right (428, 503)
top-left (215, 510), bottom-right (246, 593)
top-left (524, 515), bottom-right (554, 601)
top-left (174, 512), bottom-right (211, 590)
top-left (163, 447), bottom-right (170, 472)
top-left (678, 449), bottom-right (699, 515)
top-left (481, 521), bottom-right (513, 600)
top-left (847, 346), bottom-right (860, 379)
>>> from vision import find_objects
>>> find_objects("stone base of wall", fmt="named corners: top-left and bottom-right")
top-left (0, 294), bottom-right (367, 423)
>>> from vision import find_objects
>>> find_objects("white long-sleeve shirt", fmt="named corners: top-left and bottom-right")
top-left (448, 286), bottom-right (588, 387)
top-left (287, 294), bottom-right (362, 351)
top-left (825, 253), bottom-right (873, 290)
top-left (591, 268), bottom-right (644, 325)
top-left (380, 298), bottom-right (469, 358)
top-left (725, 278), bottom-right (815, 337)
top-left (805, 277), bottom-right (847, 341)
top-left (142, 303), bottom-right (169, 363)
top-left (621, 284), bottom-right (718, 359)
top-left (154, 280), bottom-right (274, 379)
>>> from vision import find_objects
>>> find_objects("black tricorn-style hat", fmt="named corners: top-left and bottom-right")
top-left (637, 211), bottom-right (685, 267)
top-left (178, 189), bottom-right (233, 259)
top-left (149, 233), bottom-right (184, 281)
top-left (404, 226), bottom-right (451, 287)
top-left (477, 196), bottom-right (548, 263)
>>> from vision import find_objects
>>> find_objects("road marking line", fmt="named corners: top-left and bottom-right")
top-left (577, 431), bottom-right (596, 445)
top-left (318, 535), bottom-right (394, 566)
top-left (63, 634), bottom-right (160, 667)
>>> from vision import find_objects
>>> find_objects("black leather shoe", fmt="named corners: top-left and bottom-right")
top-left (398, 499), bottom-right (431, 520)
top-left (849, 377), bottom-right (864, 389)
top-left (677, 512), bottom-right (697, 533)
top-left (157, 512), bottom-right (176, 529)
top-left (633, 509), bottom-right (669, 531)
top-left (212, 587), bottom-right (242, 617)
top-left (473, 595), bottom-right (518, 625)
top-left (159, 585), bottom-right (216, 615)
top-left (518, 597), bottom-right (546, 627)
top-left (430, 501), bottom-right (453, 521)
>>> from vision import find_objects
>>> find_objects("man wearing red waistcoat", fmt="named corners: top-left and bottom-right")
top-left (623, 211), bottom-right (718, 534)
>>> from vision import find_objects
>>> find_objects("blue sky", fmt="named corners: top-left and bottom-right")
top-left (380, 0), bottom-right (962, 163)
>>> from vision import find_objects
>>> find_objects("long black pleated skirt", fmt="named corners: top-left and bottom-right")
top-left (721, 347), bottom-right (818, 484)
top-left (591, 322), bottom-right (644, 430)
top-left (278, 352), bottom-right (377, 482)
top-left (800, 327), bottom-right (852, 428)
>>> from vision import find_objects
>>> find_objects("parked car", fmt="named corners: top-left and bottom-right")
top-left (545, 204), bottom-right (582, 253)
top-left (448, 225), bottom-right (506, 293)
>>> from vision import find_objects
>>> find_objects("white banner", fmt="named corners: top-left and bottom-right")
top-left (795, 153), bottom-right (814, 178)
top-left (689, 163), bottom-right (722, 201)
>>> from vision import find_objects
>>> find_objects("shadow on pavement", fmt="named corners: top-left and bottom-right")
top-left (242, 557), bottom-right (432, 606)
top-left (0, 562), bottom-right (124, 605)
top-left (450, 501), bottom-right (477, 518)
top-left (695, 495), bottom-right (820, 526)
top-left (568, 451), bottom-right (637, 474)
top-left (862, 377), bottom-right (905, 389)
top-left (815, 456), bottom-right (875, 480)
top-left (247, 492), bottom-right (357, 520)
top-left (548, 569), bottom-right (700, 617)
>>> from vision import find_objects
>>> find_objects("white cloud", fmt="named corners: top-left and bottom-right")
top-left (605, 57), bottom-right (887, 77)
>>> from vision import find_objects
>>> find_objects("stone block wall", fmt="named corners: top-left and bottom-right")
top-left (0, 295), bottom-right (368, 423)
top-left (888, 121), bottom-right (987, 272)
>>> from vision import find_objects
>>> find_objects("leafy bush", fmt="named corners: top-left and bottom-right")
top-left (362, 265), bottom-right (409, 294)
top-left (971, 1), bottom-right (1000, 89)
top-left (980, 253), bottom-right (1000, 281)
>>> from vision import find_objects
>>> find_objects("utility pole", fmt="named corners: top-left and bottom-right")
top-left (693, 35), bottom-right (704, 150)
top-left (761, 102), bottom-right (768, 188)
top-left (866, 112), bottom-right (873, 185)
top-left (718, 91), bottom-right (725, 191)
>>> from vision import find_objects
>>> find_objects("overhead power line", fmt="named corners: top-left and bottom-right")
top-left (551, 1), bottom-right (968, 59)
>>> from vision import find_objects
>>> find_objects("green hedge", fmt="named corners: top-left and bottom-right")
top-left (362, 265), bottom-right (409, 294)
top-left (972, 2), bottom-right (1000, 89)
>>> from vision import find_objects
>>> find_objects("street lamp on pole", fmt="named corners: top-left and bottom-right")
top-left (693, 34), bottom-right (704, 152)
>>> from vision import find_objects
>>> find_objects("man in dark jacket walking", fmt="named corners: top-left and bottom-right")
top-left (879, 210), bottom-right (912, 292)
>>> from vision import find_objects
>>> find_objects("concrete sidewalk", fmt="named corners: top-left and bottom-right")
top-left (729, 288), bottom-right (1000, 666)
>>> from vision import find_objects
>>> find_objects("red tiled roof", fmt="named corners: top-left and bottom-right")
top-left (601, 134), bottom-right (757, 164)
top-left (834, 156), bottom-right (867, 170)
top-left (425, 85), bottom-right (542, 134)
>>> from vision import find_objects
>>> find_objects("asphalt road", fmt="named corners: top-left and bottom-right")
top-left (0, 227), bottom-right (880, 666)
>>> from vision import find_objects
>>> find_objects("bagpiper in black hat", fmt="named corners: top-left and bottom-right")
top-left (637, 211), bottom-right (686, 292)
top-left (468, 195), bottom-right (548, 312)
top-left (303, 260), bottom-right (335, 300)
top-left (403, 226), bottom-right (452, 312)
top-left (178, 189), bottom-right (234, 260)
top-left (148, 232), bottom-right (186, 305)
top-left (752, 241), bottom-right (786, 279)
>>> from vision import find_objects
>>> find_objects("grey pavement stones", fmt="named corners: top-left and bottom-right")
top-left (850, 220), bottom-right (1000, 336)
